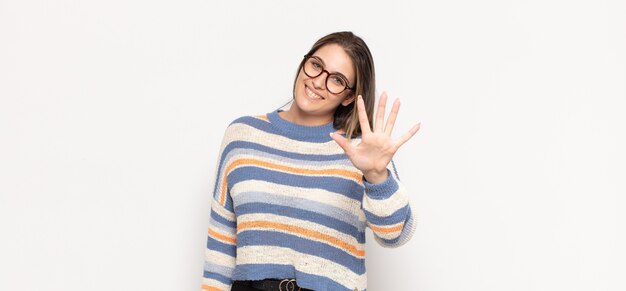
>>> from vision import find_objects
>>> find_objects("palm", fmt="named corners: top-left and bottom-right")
top-left (347, 130), bottom-right (396, 174)
top-left (331, 91), bottom-right (421, 176)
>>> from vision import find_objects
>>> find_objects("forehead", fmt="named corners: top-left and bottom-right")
top-left (312, 44), bottom-right (354, 80)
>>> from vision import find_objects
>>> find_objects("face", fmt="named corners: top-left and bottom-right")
top-left (293, 44), bottom-right (356, 118)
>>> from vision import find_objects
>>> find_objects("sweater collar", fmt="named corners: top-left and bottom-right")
top-left (267, 109), bottom-right (338, 139)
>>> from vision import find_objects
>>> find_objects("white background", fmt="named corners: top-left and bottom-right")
top-left (1, 0), bottom-right (624, 290)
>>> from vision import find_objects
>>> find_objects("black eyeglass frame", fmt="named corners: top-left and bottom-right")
top-left (302, 54), bottom-right (355, 94)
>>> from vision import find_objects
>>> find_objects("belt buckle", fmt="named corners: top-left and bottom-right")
top-left (279, 279), bottom-right (300, 291)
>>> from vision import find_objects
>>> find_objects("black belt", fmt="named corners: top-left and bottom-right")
top-left (235, 278), bottom-right (313, 291)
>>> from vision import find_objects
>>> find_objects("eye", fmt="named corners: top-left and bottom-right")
top-left (331, 75), bottom-right (347, 87)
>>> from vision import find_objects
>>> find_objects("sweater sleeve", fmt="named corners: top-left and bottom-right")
top-left (201, 125), bottom-right (237, 291)
top-left (361, 158), bottom-right (417, 248)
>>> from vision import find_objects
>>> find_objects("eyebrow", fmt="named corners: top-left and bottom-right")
top-left (311, 55), bottom-right (351, 83)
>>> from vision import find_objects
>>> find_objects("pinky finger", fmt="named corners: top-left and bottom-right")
top-left (394, 122), bottom-right (421, 150)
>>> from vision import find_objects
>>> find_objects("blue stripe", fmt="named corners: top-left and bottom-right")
top-left (232, 264), bottom-right (360, 291)
top-left (236, 202), bottom-right (364, 242)
top-left (233, 114), bottom-right (338, 143)
top-left (362, 168), bottom-right (400, 200)
top-left (210, 207), bottom-right (236, 229)
top-left (362, 204), bottom-right (410, 226)
top-left (237, 230), bottom-right (365, 274)
top-left (397, 209), bottom-right (416, 242)
top-left (203, 261), bottom-right (234, 279)
top-left (229, 167), bottom-right (363, 201)
top-left (224, 192), bottom-right (234, 212)
top-left (234, 191), bottom-right (365, 232)
top-left (391, 158), bottom-right (401, 181)
top-left (206, 236), bottom-right (236, 257)
top-left (203, 270), bottom-right (232, 285)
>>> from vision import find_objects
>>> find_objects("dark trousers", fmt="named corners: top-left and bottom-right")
top-left (231, 281), bottom-right (260, 291)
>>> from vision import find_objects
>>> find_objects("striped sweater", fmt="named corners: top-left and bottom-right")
top-left (201, 108), bottom-right (417, 291)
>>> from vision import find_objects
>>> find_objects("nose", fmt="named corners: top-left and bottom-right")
top-left (311, 71), bottom-right (328, 90)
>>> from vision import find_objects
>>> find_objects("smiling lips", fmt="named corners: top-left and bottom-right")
top-left (305, 86), bottom-right (325, 100)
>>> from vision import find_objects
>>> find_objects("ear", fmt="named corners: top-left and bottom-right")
top-left (341, 93), bottom-right (356, 106)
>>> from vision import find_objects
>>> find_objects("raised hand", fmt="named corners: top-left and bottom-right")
top-left (330, 91), bottom-right (421, 184)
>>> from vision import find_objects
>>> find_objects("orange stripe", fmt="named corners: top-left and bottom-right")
top-left (219, 175), bottom-right (228, 205)
top-left (208, 227), bottom-right (237, 244)
top-left (201, 284), bottom-right (223, 291)
top-left (238, 220), bottom-right (365, 257)
top-left (230, 158), bottom-right (361, 180)
top-left (368, 222), bottom-right (404, 233)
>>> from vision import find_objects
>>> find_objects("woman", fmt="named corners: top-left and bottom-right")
top-left (201, 31), bottom-right (420, 291)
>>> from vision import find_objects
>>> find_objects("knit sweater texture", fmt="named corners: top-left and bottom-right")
top-left (201, 108), bottom-right (417, 291)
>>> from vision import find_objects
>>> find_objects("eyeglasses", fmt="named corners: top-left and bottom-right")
top-left (302, 54), bottom-right (354, 94)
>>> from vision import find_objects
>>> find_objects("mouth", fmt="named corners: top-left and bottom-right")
top-left (305, 85), bottom-right (325, 100)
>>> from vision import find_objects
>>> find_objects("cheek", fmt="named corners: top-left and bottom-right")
top-left (296, 74), bottom-right (312, 91)
top-left (298, 71), bottom-right (309, 83)
top-left (294, 73), bottom-right (307, 95)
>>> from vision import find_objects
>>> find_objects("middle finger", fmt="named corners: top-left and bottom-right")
top-left (375, 91), bottom-right (388, 132)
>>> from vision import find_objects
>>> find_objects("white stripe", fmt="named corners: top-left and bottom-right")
top-left (205, 249), bottom-right (236, 267)
top-left (362, 180), bottom-right (409, 217)
top-left (224, 122), bottom-right (361, 155)
top-left (236, 245), bottom-right (367, 290)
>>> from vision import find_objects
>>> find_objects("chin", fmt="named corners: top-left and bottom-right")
top-left (294, 85), bottom-right (319, 110)
top-left (294, 92), bottom-right (314, 112)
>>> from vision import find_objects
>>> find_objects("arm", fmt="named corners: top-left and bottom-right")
top-left (361, 159), bottom-right (417, 248)
top-left (201, 126), bottom-right (237, 291)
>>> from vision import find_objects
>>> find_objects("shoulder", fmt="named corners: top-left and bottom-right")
top-left (222, 112), bottom-right (272, 138)
top-left (229, 113), bottom-right (269, 126)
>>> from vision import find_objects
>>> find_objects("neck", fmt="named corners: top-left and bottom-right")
top-left (280, 104), bottom-right (333, 127)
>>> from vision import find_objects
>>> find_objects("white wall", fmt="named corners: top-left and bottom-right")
top-left (1, 0), bottom-right (624, 290)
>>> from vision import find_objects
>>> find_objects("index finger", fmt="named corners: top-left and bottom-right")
top-left (357, 95), bottom-right (372, 135)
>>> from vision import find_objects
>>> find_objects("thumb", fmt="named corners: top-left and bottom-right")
top-left (330, 132), bottom-right (352, 155)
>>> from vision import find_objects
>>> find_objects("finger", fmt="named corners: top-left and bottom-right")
top-left (329, 132), bottom-right (354, 155)
top-left (393, 122), bottom-right (421, 151)
top-left (356, 95), bottom-right (372, 135)
top-left (385, 98), bottom-right (400, 137)
top-left (374, 91), bottom-right (388, 133)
